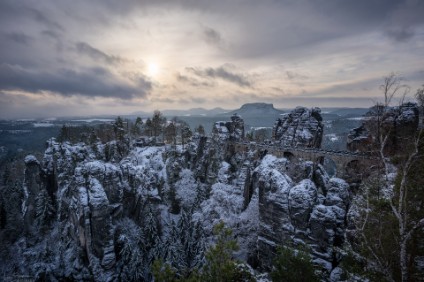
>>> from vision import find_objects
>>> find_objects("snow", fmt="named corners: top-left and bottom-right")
top-left (398, 108), bottom-right (416, 122)
top-left (88, 178), bottom-right (109, 208)
top-left (24, 154), bottom-right (39, 164)
top-left (71, 118), bottom-right (115, 123)
top-left (33, 122), bottom-right (55, 127)
top-left (330, 267), bottom-right (344, 282)
top-left (218, 161), bottom-right (231, 183)
top-left (300, 128), bottom-right (314, 140)
top-left (258, 236), bottom-right (277, 247)
top-left (325, 133), bottom-right (340, 142)
top-left (175, 169), bottom-right (198, 207)
top-left (288, 179), bottom-right (317, 219)
top-left (346, 117), bottom-right (364, 121)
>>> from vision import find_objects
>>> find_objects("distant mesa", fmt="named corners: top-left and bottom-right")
top-left (223, 102), bottom-right (284, 116)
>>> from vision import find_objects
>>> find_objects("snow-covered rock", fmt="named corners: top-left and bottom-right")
top-left (273, 107), bottom-right (323, 148)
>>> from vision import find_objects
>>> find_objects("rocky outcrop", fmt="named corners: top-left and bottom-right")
top-left (273, 107), bottom-right (323, 148)
top-left (253, 155), bottom-right (350, 274)
top-left (347, 102), bottom-right (419, 154)
top-left (22, 155), bottom-right (44, 231)
top-left (212, 113), bottom-right (245, 141)
top-left (0, 118), bottom-right (354, 281)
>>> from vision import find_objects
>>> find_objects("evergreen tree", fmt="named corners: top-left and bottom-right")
top-left (194, 125), bottom-right (205, 136)
top-left (181, 123), bottom-right (192, 149)
top-left (201, 222), bottom-right (241, 282)
top-left (152, 259), bottom-right (179, 282)
top-left (166, 221), bottom-right (185, 271)
top-left (270, 246), bottom-right (319, 282)
top-left (165, 122), bottom-right (177, 144)
top-left (34, 189), bottom-right (55, 232)
top-left (57, 125), bottom-right (69, 142)
top-left (153, 222), bottom-right (246, 282)
top-left (113, 116), bottom-right (125, 141)
top-left (131, 116), bottom-right (143, 137)
top-left (152, 110), bottom-right (166, 139)
top-left (116, 218), bottom-right (145, 281)
top-left (169, 186), bottom-right (181, 214)
top-left (145, 118), bottom-right (153, 137)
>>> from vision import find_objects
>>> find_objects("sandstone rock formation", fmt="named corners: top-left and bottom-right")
top-left (0, 112), bottom-right (353, 281)
top-left (273, 107), bottom-right (323, 148)
top-left (252, 155), bottom-right (350, 274)
top-left (347, 102), bottom-right (419, 154)
top-left (212, 113), bottom-right (245, 141)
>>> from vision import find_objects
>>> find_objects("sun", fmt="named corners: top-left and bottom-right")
top-left (147, 62), bottom-right (159, 77)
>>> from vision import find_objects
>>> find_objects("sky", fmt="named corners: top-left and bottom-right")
top-left (1, 0), bottom-right (424, 119)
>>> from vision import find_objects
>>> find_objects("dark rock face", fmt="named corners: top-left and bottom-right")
top-left (226, 102), bottom-right (284, 116)
top-left (347, 102), bottom-right (419, 154)
top-left (253, 155), bottom-right (350, 274)
top-left (0, 111), bottom-right (355, 280)
top-left (346, 124), bottom-right (373, 152)
top-left (212, 113), bottom-right (245, 141)
top-left (23, 155), bottom-right (44, 230)
top-left (273, 107), bottom-right (323, 148)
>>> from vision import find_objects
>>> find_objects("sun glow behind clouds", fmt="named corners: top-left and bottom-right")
top-left (147, 62), bottom-right (160, 77)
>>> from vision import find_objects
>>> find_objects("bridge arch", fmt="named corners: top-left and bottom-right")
top-left (321, 156), bottom-right (337, 177)
top-left (283, 151), bottom-right (295, 160)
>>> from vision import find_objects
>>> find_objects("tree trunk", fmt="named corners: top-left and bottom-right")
top-left (400, 238), bottom-right (408, 282)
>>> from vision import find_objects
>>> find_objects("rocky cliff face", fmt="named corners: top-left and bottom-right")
top-left (252, 155), bottom-right (349, 274)
top-left (0, 125), bottom-right (351, 280)
top-left (212, 113), bottom-right (245, 141)
top-left (273, 107), bottom-right (323, 148)
top-left (347, 102), bottom-right (419, 154)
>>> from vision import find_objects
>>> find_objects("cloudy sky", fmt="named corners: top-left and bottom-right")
top-left (1, 0), bottom-right (424, 118)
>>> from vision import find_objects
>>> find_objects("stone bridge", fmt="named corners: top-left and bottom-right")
top-left (228, 141), bottom-right (378, 178)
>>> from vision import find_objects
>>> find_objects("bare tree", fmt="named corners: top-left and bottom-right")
top-left (415, 85), bottom-right (424, 109)
top-left (351, 74), bottom-right (424, 281)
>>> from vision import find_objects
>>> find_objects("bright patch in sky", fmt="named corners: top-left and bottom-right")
top-left (0, 0), bottom-right (423, 118)
top-left (148, 63), bottom-right (159, 77)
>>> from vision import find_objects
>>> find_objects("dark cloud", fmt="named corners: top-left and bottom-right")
top-left (75, 42), bottom-right (128, 65)
top-left (186, 66), bottom-right (251, 87)
top-left (386, 28), bottom-right (414, 42)
top-left (384, 0), bottom-right (424, 42)
top-left (27, 7), bottom-right (64, 31)
top-left (0, 0), bottom-right (423, 117)
top-left (0, 64), bottom-right (151, 99)
top-left (203, 27), bottom-right (222, 46)
top-left (41, 30), bottom-right (61, 40)
top-left (176, 72), bottom-right (216, 87)
top-left (286, 71), bottom-right (309, 81)
top-left (4, 32), bottom-right (33, 45)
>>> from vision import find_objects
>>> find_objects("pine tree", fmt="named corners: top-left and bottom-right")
top-left (116, 218), bottom-right (145, 281)
top-left (181, 123), bottom-right (192, 150)
top-left (166, 221), bottom-right (185, 271)
top-left (201, 222), bottom-right (241, 282)
top-left (168, 186), bottom-right (181, 214)
top-left (57, 125), bottom-right (69, 142)
top-left (195, 125), bottom-right (205, 136)
top-left (114, 116), bottom-right (125, 142)
top-left (152, 110), bottom-right (166, 140)
top-left (165, 122), bottom-right (177, 144)
top-left (270, 246), bottom-right (319, 282)
top-left (145, 118), bottom-right (153, 137)
top-left (34, 189), bottom-right (55, 232)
